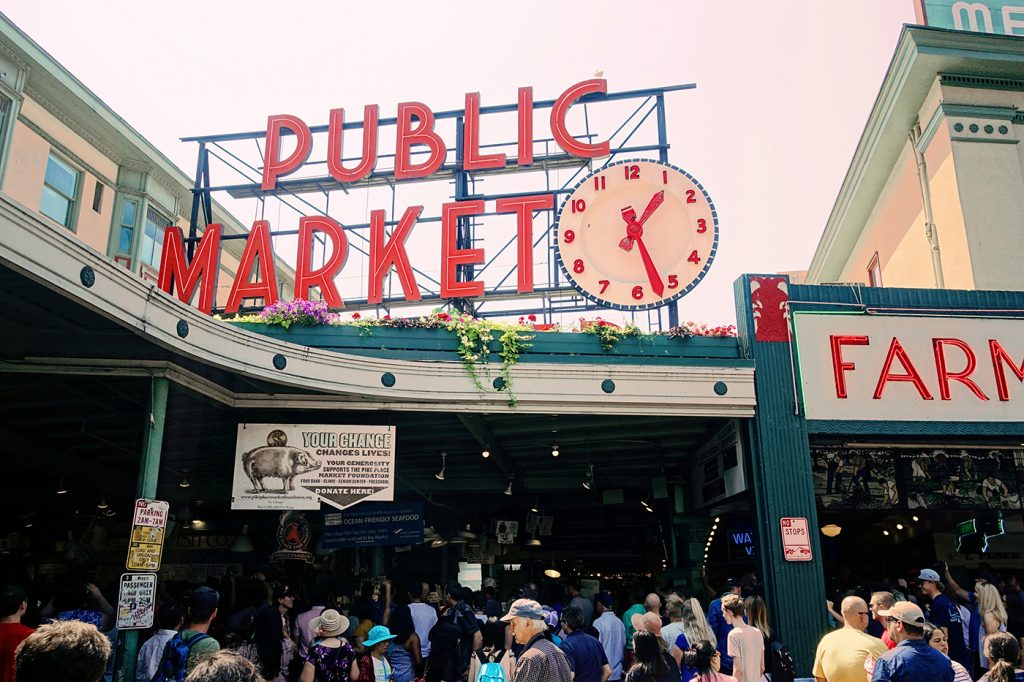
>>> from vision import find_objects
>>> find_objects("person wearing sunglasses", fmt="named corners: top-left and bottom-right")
top-left (814, 596), bottom-right (888, 682)
top-left (870, 603), bottom-right (954, 682)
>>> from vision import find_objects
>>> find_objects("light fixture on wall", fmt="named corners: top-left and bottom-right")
top-left (435, 453), bottom-right (447, 481)
top-left (551, 444), bottom-right (560, 458)
top-left (821, 524), bottom-right (842, 537)
top-left (230, 524), bottom-right (254, 552)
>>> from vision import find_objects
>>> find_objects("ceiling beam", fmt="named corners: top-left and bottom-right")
top-left (456, 414), bottom-right (515, 478)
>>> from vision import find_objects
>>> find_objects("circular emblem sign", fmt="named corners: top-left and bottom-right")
top-left (554, 159), bottom-right (718, 311)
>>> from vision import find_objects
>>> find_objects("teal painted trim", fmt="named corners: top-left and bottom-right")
top-left (950, 136), bottom-right (1019, 144)
top-left (789, 282), bottom-right (1024, 312)
top-left (917, 104), bottom-right (946, 152)
top-left (227, 323), bottom-right (751, 366)
top-left (807, 420), bottom-right (1024, 436)
top-left (734, 274), bottom-right (827, 676)
top-left (941, 103), bottom-right (1018, 120)
top-left (940, 73), bottom-right (1024, 92)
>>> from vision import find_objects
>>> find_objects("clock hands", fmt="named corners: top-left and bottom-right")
top-left (619, 205), bottom-right (665, 296)
top-left (618, 190), bottom-right (664, 252)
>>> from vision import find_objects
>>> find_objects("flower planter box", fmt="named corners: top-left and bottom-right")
top-left (227, 322), bottom-right (745, 365)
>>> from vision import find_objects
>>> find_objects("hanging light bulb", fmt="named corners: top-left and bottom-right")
top-left (481, 448), bottom-right (490, 459)
top-left (97, 498), bottom-right (109, 510)
top-left (435, 453), bottom-right (447, 481)
top-left (896, 523), bottom-right (904, 530)
top-left (179, 470), bottom-right (191, 489)
top-left (912, 515), bottom-right (920, 522)
top-left (529, 497), bottom-right (540, 513)
top-left (551, 444), bottom-right (560, 458)
top-left (504, 478), bottom-right (514, 496)
top-left (57, 479), bottom-right (68, 495)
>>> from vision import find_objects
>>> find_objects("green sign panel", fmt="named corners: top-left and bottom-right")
top-left (918, 0), bottom-right (1024, 34)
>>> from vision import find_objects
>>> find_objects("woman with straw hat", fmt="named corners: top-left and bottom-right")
top-left (357, 625), bottom-right (398, 681)
top-left (299, 609), bottom-right (359, 682)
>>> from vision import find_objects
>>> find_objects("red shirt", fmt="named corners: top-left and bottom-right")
top-left (0, 622), bottom-right (34, 682)
top-left (881, 627), bottom-right (897, 650)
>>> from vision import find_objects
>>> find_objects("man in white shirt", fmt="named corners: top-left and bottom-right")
top-left (294, 586), bottom-right (329, 658)
top-left (407, 582), bottom-right (437, 659)
top-left (593, 593), bottom-right (626, 682)
top-left (135, 601), bottom-right (183, 682)
top-left (660, 595), bottom-right (686, 650)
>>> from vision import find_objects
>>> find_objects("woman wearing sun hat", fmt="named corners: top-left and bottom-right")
top-left (299, 609), bottom-right (359, 682)
top-left (357, 625), bottom-right (398, 681)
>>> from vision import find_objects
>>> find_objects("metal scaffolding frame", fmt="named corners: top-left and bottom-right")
top-left (181, 83), bottom-right (695, 328)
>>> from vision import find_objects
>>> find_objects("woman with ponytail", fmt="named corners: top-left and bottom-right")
top-left (978, 632), bottom-right (1023, 682)
top-left (681, 640), bottom-right (737, 682)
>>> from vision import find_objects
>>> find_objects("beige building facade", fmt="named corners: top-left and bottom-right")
top-left (0, 13), bottom-right (292, 304)
top-left (808, 26), bottom-right (1024, 291)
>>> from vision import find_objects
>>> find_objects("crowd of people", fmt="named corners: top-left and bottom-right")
top-left (0, 562), bottom-right (1021, 682)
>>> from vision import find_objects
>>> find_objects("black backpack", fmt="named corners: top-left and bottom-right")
top-left (768, 639), bottom-right (796, 682)
top-left (152, 632), bottom-right (210, 682)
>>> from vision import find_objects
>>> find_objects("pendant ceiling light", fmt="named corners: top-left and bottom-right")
top-left (504, 477), bottom-right (514, 496)
top-left (582, 465), bottom-right (594, 490)
top-left (435, 453), bottom-right (447, 481)
top-left (820, 524), bottom-right (842, 538)
top-left (551, 444), bottom-right (560, 458)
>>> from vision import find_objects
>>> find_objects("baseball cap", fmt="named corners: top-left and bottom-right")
top-left (501, 598), bottom-right (546, 622)
top-left (917, 569), bottom-right (941, 582)
top-left (723, 578), bottom-right (740, 589)
top-left (631, 611), bottom-right (663, 637)
top-left (879, 601), bottom-right (925, 625)
top-left (596, 592), bottom-right (614, 609)
top-left (311, 609), bottom-right (349, 637)
top-left (190, 586), bottom-right (220, 612)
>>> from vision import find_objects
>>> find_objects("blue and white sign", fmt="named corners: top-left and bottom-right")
top-left (916, 0), bottom-right (1024, 35)
top-left (727, 527), bottom-right (756, 561)
top-left (322, 502), bottom-right (424, 548)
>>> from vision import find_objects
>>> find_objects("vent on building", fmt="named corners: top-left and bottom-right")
top-left (940, 73), bottom-right (1024, 91)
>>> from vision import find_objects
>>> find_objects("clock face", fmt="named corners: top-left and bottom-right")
top-left (554, 159), bottom-right (718, 311)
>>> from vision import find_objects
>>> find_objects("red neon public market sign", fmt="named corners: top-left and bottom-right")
top-left (158, 80), bottom-right (613, 314)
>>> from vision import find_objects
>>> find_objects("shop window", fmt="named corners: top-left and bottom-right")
top-left (867, 252), bottom-right (882, 287)
top-left (40, 153), bottom-right (80, 228)
top-left (139, 206), bottom-right (171, 269)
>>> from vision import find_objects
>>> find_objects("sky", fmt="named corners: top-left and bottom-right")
top-left (4, 0), bottom-right (916, 327)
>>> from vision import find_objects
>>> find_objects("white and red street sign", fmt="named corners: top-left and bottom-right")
top-left (780, 517), bottom-right (812, 562)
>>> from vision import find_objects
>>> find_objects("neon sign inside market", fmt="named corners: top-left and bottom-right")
top-left (158, 80), bottom-right (688, 315)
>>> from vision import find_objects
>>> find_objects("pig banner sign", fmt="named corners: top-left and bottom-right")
top-left (231, 424), bottom-right (396, 512)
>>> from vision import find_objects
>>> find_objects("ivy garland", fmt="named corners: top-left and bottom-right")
top-left (224, 301), bottom-right (735, 407)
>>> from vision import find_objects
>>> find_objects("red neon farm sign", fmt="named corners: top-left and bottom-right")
top-left (158, 80), bottom-right (617, 314)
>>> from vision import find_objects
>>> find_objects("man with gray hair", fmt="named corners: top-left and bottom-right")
top-left (501, 599), bottom-right (571, 682)
top-left (813, 596), bottom-right (887, 682)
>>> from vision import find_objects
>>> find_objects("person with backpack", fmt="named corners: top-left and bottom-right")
top-left (558, 604), bottom-right (611, 682)
top-left (153, 587), bottom-right (221, 682)
top-left (744, 596), bottom-right (794, 682)
top-left (136, 600), bottom-right (183, 682)
top-left (468, 621), bottom-right (515, 682)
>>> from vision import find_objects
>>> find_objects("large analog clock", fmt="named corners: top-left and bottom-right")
top-left (554, 159), bottom-right (718, 311)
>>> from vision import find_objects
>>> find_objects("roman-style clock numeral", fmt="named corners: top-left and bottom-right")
top-left (594, 176), bottom-right (606, 190)
top-left (663, 170), bottom-right (668, 184)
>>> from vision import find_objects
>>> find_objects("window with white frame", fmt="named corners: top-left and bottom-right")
top-left (867, 252), bottom-right (882, 287)
top-left (40, 153), bottom-right (80, 228)
top-left (139, 206), bottom-right (171, 268)
top-left (115, 197), bottom-right (139, 256)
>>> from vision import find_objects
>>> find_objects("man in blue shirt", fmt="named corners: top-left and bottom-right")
top-left (559, 604), bottom-right (611, 682)
top-left (871, 601), bottom-right (954, 682)
top-left (918, 569), bottom-right (971, 672)
top-left (707, 578), bottom-right (742, 674)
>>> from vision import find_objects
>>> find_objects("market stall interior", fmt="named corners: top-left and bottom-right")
top-left (0, 260), bottom-right (753, 589)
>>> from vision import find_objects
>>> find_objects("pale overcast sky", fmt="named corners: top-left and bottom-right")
top-left (5, 1), bottom-right (915, 326)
